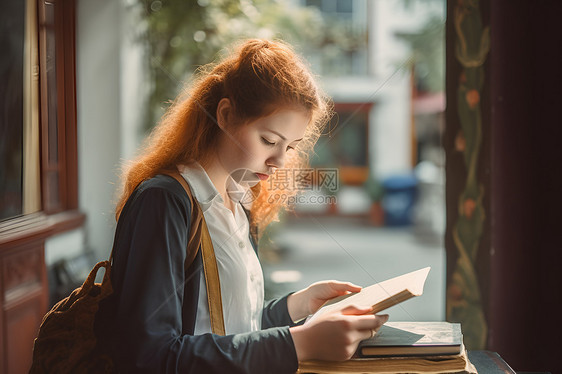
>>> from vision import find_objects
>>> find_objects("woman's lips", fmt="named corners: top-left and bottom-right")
top-left (256, 173), bottom-right (269, 181)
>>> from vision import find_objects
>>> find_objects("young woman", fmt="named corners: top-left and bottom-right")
top-left (96, 39), bottom-right (388, 373)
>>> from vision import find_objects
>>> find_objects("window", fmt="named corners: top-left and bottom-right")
top-left (302, 0), bottom-right (369, 76)
top-left (311, 103), bottom-right (372, 185)
top-left (0, 0), bottom-right (30, 220)
top-left (0, 0), bottom-right (78, 223)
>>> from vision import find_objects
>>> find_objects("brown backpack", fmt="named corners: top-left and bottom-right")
top-left (29, 261), bottom-right (114, 373)
top-left (29, 170), bottom-right (225, 373)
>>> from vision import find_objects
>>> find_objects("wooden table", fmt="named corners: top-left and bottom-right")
top-left (468, 351), bottom-right (516, 374)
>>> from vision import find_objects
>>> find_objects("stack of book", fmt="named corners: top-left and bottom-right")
top-left (298, 322), bottom-right (476, 373)
top-left (298, 268), bottom-right (477, 374)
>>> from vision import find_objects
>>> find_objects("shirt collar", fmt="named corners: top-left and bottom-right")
top-left (225, 175), bottom-right (248, 204)
top-left (178, 162), bottom-right (253, 210)
top-left (178, 162), bottom-right (223, 206)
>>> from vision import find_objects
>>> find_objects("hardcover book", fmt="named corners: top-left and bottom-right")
top-left (357, 322), bottom-right (462, 357)
top-left (297, 345), bottom-right (476, 374)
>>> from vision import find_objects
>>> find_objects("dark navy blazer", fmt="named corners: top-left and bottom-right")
top-left (95, 175), bottom-right (299, 373)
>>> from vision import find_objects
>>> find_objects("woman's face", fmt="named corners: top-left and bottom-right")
top-left (215, 99), bottom-right (309, 185)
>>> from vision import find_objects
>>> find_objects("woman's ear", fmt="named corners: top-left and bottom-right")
top-left (216, 98), bottom-right (232, 130)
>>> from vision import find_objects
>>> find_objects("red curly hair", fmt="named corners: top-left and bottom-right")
top-left (115, 39), bottom-right (332, 234)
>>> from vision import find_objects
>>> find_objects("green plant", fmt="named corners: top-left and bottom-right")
top-left (364, 175), bottom-right (384, 202)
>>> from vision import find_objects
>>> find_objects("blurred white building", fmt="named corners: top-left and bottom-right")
top-left (295, 0), bottom-right (446, 216)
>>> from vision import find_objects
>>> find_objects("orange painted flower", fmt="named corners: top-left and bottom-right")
top-left (463, 198), bottom-right (476, 219)
top-left (448, 284), bottom-right (463, 301)
top-left (455, 131), bottom-right (466, 152)
top-left (466, 89), bottom-right (480, 109)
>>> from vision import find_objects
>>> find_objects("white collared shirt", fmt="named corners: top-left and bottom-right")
top-left (178, 163), bottom-right (264, 335)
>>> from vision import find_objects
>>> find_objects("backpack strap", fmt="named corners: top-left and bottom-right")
top-left (162, 169), bottom-right (226, 336)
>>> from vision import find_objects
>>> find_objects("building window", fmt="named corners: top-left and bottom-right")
top-left (0, 0), bottom-right (78, 222)
top-left (0, 0), bottom-right (41, 221)
top-left (312, 103), bottom-right (371, 185)
top-left (302, 0), bottom-right (368, 77)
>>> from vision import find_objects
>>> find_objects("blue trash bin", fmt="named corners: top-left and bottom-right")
top-left (381, 174), bottom-right (418, 226)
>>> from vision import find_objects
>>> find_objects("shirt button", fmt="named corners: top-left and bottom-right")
top-left (250, 274), bottom-right (255, 281)
top-left (238, 241), bottom-right (245, 248)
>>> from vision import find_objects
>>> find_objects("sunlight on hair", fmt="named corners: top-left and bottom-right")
top-left (115, 39), bottom-right (333, 238)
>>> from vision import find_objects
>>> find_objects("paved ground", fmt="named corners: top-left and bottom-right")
top-left (261, 215), bottom-right (446, 322)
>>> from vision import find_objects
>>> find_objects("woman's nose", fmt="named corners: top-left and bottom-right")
top-left (267, 150), bottom-right (285, 170)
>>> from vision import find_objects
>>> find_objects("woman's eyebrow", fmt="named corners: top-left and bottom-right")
top-left (266, 129), bottom-right (303, 142)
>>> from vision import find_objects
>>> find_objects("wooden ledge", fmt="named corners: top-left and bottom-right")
top-left (0, 210), bottom-right (85, 250)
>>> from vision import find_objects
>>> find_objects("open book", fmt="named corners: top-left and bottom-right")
top-left (307, 267), bottom-right (431, 323)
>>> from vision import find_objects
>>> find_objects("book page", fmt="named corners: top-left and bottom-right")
top-left (307, 267), bottom-right (430, 322)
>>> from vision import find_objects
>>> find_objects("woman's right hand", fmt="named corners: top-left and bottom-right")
top-left (289, 306), bottom-right (389, 362)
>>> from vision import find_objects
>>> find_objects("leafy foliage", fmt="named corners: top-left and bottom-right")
top-left (134, 0), bottom-right (367, 131)
top-left (396, 15), bottom-right (445, 93)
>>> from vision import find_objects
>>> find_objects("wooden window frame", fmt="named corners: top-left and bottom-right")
top-left (38, 0), bottom-right (78, 214)
top-left (0, 0), bottom-right (82, 246)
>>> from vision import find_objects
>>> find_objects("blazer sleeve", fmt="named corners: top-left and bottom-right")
top-left (108, 178), bottom-right (299, 374)
top-left (262, 294), bottom-right (303, 329)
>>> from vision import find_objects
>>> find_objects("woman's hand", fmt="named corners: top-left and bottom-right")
top-left (287, 281), bottom-right (362, 323)
top-left (289, 306), bottom-right (389, 362)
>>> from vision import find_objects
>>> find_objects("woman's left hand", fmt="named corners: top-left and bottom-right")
top-left (287, 281), bottom-right (362, 323)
